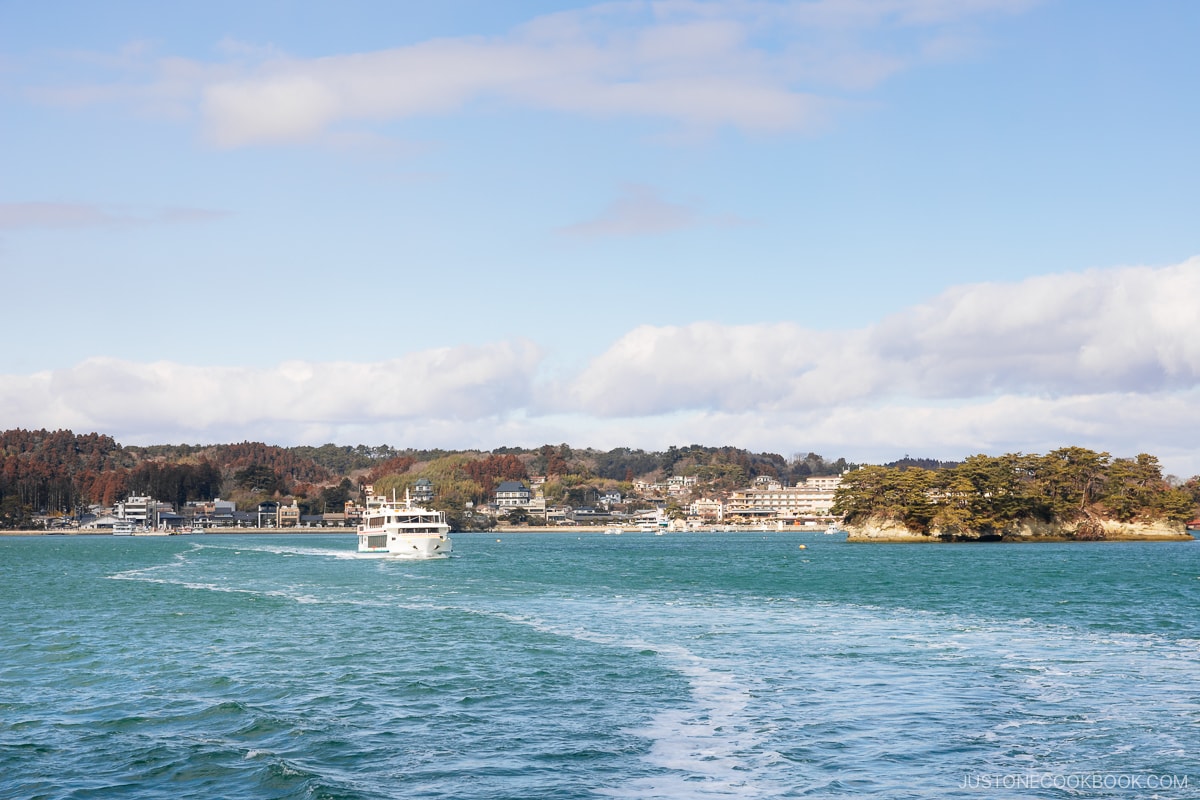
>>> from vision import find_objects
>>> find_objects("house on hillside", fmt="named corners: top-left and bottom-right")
top-left (801, 476), bottom-right (843, 491)
top-left (666, 476), bottom-right (697, 497)
top-left (753, 475), bottom-right (783, 491)
top-left (413, 478), bottom-right (434, 503)
top-left (495, 481), bottom-right (532, 507)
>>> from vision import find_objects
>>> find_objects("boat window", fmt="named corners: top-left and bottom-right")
top-left (366, 534), bottom-right (387, 548)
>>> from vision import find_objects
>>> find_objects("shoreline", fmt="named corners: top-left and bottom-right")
top-left (6, 524), bottom-right (825, 537)
top-left (845, 533), bottom-right (1197, 543)
top-left (843, 514), bottom-right (1197, 543)
top-left (7, 526), bottom-right (1196, 541)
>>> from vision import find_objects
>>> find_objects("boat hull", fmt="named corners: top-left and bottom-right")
top-left (359, 533), bottom-right (452, 558)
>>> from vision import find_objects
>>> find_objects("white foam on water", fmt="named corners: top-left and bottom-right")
top-left (107, 549), bottom-right (327, 604)
top-left (194, 541), bottom-right (452, 562)
top-left (445, 604), bottom-right (785, 798)
top-left (192, 542), bottom-right (362, 560)
top-left (354, 551), bottom-right (451, 561)
top-left (470, 592), bottom-right (1200, 798)
top-left (108, 573), bottom-right (326, 605)
top-left (107, 548), bottom-right (197, 582)
top-left (99, 545), bottom-right (1200, 797)
top-left (608, 647), bottom-right (788, 799)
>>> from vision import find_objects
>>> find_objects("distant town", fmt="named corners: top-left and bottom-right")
top-left (1, 430), bottom-right (859, 533)
top-left (55, 472), bottom-right (845, 534)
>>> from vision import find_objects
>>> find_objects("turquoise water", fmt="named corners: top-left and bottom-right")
top-left (2, 532), bottom-right (1198, 799)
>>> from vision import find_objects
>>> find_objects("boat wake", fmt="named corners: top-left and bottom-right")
top-left (193, 541), bottom-right (453, 561)
top-left (353, 551), bottom-right (452, 561)
top-left (189, 542), bottom-right (362, 560)
top-left (429, 590), bottom-right (1200, 798)
top-left (451, 603), bottom-right (783, 798)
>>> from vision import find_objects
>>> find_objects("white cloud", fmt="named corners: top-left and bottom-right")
top-left (565, 256), bottom-right (1200, 415)
top-left (3, 255), bottom-right (1197, 475)
top-left (195, 15), bottom-right (824, 146)
top-left (24, 0), bottom-right (1038, 147)
top-left (0, 202), bottom-right (228, 230)
top-left (0, 203), bottom-right (120, 229)
top-left (589, 389), bottom-right (1200, 475)
top-left (558, 183), bottom-right (747, 237)
top-left (0, 341), bottom-right (542, 440)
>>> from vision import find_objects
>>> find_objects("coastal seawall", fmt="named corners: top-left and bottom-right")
top-left (845, 516), bottom-right (1195, 542)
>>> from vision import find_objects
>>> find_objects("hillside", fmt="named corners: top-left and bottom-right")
top-left (0, 429), bottom-right (849, 528)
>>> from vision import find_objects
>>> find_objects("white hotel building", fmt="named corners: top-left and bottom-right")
top-left (724, 476), bottom-right (843, 521)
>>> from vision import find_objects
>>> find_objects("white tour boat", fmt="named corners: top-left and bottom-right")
top-left (357, 490), bottom-right (452, 558)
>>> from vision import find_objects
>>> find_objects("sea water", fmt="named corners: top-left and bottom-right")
top-left (1, 532), bottom-right (1198, 799)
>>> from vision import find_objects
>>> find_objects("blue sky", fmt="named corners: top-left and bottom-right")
top-left (2, 0), bottom-right (1199, 476)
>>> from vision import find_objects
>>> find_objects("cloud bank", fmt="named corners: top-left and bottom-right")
top-left (27, 0), bottom-right (1038, 146)
top-left (2, 256), bottom-right (1197, 475)
top-left (566, 257), bottom-right (1200, 415)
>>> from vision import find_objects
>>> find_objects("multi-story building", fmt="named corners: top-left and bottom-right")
top-left (188, 498), bottom-right (236, 518)
top-left (690, 497), bottom-right (724, 521)
top-left (116, 495), bottom-right (170, 527)
top-left (257, 501), bottom-right (279, 528)
top-left (344, 499), bottom-right (365, 524)
top-left (801, 476), bottom-right (843, 492)
top-left (725, 477), bottom-right (842, 520)
top-left (412, 479), bottom-right (435, 503)
top-left (278, 502), bottom-right (300, 527)
top-left (495, 481), bottom-right (532, 507)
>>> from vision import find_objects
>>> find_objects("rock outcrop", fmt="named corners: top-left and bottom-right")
top-left (844, 515), bottom-right (1193, 542)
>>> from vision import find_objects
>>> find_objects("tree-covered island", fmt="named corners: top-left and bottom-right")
top-left (833, 447), bottom-right (1196, 542)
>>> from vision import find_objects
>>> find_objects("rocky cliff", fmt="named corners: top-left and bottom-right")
top-left (844, 515), bottom-right (1193, 542)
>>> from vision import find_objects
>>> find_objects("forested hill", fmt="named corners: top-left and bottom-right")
top-left (0, 429), bottom-right (850, 526)
top-left (0, 430), bottom-right (333, 514)
top-left (833, 447), bottom-right (1200, 539)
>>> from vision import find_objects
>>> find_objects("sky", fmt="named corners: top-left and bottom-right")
top-left (2, 0), bottom-right (1199, 476)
